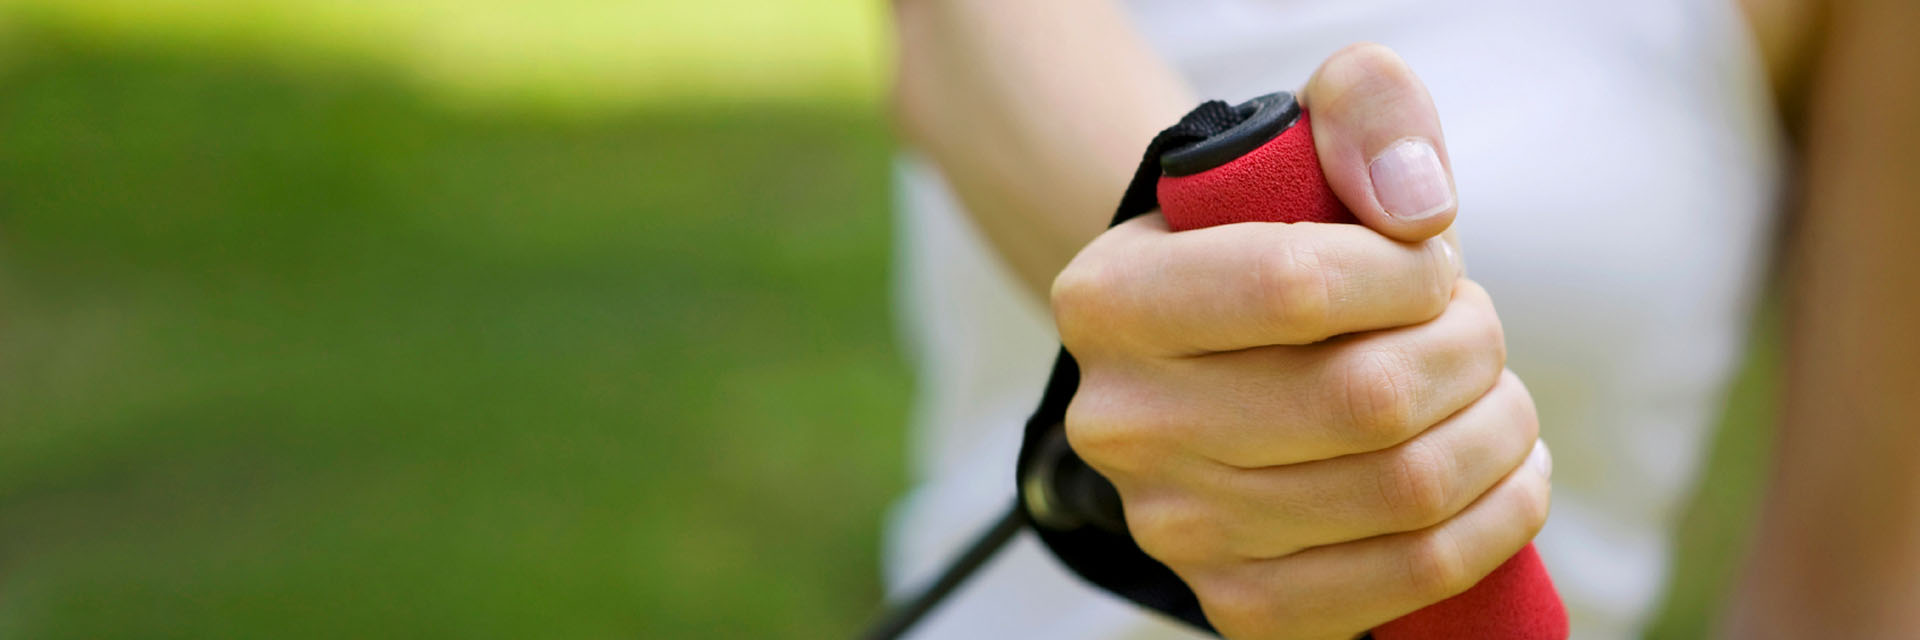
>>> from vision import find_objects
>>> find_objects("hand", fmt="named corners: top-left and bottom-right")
top-left (1051, 44), bottom-right (1551, 640)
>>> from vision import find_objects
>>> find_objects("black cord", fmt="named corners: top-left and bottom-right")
top-left (859, 503), bottom-right (1028, 640)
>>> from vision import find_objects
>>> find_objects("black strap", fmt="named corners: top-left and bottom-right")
top-left (1013, 99), bottom-right (1247, 633)
top-left (1112, 100), bottom-right (1243, 228)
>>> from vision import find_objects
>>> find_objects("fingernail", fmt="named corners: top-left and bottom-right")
top-left (1369, 138), bottom-right (1453, 220)
top-left (1526, 439), bottom-right (1553, 478)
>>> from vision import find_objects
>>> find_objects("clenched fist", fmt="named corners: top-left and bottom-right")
top-left (1051, 44), bottom-right (1552, 640)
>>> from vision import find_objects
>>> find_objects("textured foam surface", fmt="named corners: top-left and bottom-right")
top-left (1157, 113), bottom-right (1357, 231)
top-left (1373, 544), bottom-right (1569, 640)
top-left (1154, 111), bottom-right (1568, 640)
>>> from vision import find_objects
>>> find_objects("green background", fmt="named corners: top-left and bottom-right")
top-left (0, 3), bottom-right (1774, 637)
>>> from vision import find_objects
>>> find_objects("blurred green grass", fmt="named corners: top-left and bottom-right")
top-left (0, 5), bottom-right (1778, 638)
top-left (0, 25), bottom-right (904, 639)
top-left (1645, 308), bottom-right (1777, 639)
top-left (0, 0), bottom-right (883, 108)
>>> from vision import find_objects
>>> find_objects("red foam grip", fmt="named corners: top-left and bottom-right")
top-left (1155, 111), bottom-right (1569, 640)
top-left (1157, 113), bottom-right (1357, 230)
top-left (1374, 544), bottom-right (1566, 640)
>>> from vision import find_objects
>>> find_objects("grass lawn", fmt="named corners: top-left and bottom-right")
top-left (0, 9), bottom-right (1775, 639)
top-left (0, 25), bottom-right (905, 638)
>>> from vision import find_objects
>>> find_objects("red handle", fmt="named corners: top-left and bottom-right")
top-left (1155, 111), bottom-right (1569, 640)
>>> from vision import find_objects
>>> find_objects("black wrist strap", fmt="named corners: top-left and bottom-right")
top-left (1013, 99), bottom-right (1247, 633)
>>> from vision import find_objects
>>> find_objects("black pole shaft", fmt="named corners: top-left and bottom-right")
top-left (860, 502), bottom-right (1027, 640)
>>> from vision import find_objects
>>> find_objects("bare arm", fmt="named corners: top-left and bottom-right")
top-left (1727, 0), bottom-right (1920, 635)
top-left (891, 0), bottom-right (1194, 296)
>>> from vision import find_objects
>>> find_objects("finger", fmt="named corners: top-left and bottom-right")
top-left (1120, 370), bottom-right (1533, 566)
top-left (1441, 227), bottom-right (1464, 272)
top-left (1199, 370), bottom-right (1539, 557)
top-left (1053, 213), bottom-right (1461, 356)
top-left (1114, 279), bottom-right (1502, 467)
top-left (1191, 440), bottom-right (1553, 640)
top-left (1301, 43), bottom-right (1456, 242)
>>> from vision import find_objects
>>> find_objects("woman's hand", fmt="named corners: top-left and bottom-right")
top-left (1051, 44), bottom-right (1551, 640)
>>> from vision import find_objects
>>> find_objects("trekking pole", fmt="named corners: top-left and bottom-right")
top-left (862, 91), bottom-right (1567, 640)
top-left (857, 504), bottom-right (1024, 640)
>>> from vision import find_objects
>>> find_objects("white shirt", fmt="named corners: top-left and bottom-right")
top-left (887, 1), bottom-right (1784, 638)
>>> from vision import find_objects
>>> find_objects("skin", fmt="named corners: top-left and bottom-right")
top-left (1726, 0), bottom-right (1920, 636)
top-left (1060, 43), bottom-right (1542, 639)
top-left (892, 0), bottom-right (1920, 637)
top-left (891, 0), bottom-right (1195, 294)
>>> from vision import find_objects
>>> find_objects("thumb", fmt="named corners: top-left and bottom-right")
top-left (1301, 43), bottom-right (1456, 242)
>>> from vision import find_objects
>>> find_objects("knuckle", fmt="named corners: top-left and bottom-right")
top-left (1457, 281), bottom-right (1509, 367)
top-left (1505, 375), bottom-right (1542, 442)
top-left (1062, 387), bottom-right (1156, 474)
top-left (1453, 277), bottom-right (1491, 304)
top-left (1255, 236), bottom-right (1334, 342)
top-left (1339, 346), bottom-right (1420, 448)
top-left (1127, 499), bottom-right (1218, 567)
top-left (1377, 439), bottom-right (1456, 529)
top-left (1401, 529), bottom-right (1475, 602)
top-left (1515, 468), bottom-right (1553, 535)
top-left (1482, 314), bottom-right (1510, 370)
top-left (1049, 252), bottom-right (1125, 350)
top-left (1194, 576), bottom-right (1283, 640)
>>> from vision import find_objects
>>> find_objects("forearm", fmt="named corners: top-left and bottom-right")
top-left (1725, 0), bottom-right (1920, 635)
top-left (891, 0), bottom-right (1194, 296)
top-left (1733, 348), bottom-right (1920, 637)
